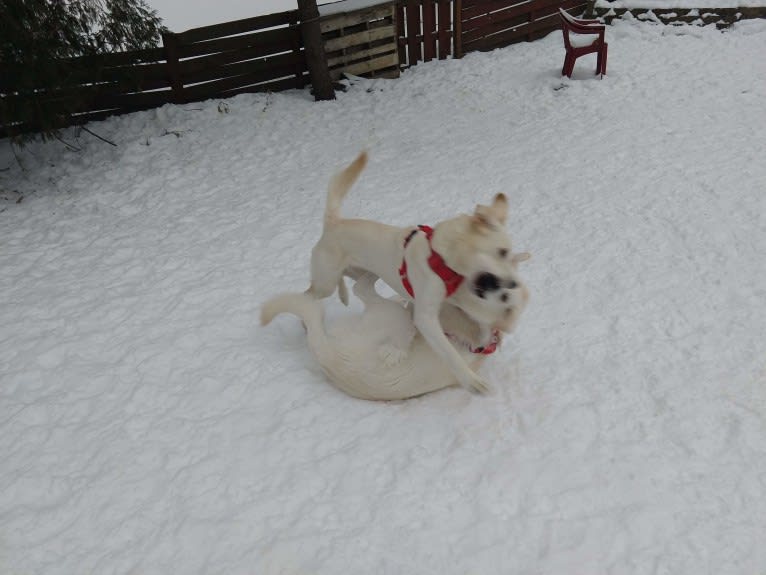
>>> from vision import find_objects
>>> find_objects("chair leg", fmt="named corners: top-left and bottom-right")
top-left (563, 53), bottom-right (574, 78)
top-left (601, 43), bottom-right (608, 77)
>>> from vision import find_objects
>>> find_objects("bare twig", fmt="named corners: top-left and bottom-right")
top-left (55, 134), bottom-right (81, 152)
top-left (80, 126), bottom-right (117, 147)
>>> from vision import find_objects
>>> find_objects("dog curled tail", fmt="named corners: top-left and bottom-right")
top-left (325, 151), bottom-right (368, 225)
top-left (260, 292), bottom-right (340, 371)
top-left (323, 151), bottom-right (368, 305)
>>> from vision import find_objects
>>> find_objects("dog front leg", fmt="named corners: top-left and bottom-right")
top-left (404, 234), bottom-right (491, 394)
top-left (413, 302), bottom-right (491, 394)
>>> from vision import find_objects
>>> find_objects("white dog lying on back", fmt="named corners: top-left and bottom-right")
top-left (261, 271), bottom-right (529, 401)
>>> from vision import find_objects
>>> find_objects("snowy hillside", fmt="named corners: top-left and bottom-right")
top-left (2, 18), bottom-right (766, 575)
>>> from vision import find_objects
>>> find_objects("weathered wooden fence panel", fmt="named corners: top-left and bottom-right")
top-left (2, 0), bottom-right (608, 137)
top-left (457, 0), bottom-right (588, 55)
top-left (321, 3), bottom-right (400, 80)
top-left (397, 0), bottom-right (455, 66)
top-left (165, 9), bottom-right (308, 103)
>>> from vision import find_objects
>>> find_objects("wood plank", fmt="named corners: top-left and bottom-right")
top-left (67, 47), bottom-right (166, 70)
top-left (454, 0), bottom-right (464, 58)
top-left (422, 0), bottom-right (437, 62)
top-left (437, 0), bottom-right (452, 59)
top-left (460, 5), bottom-right (569, 54)
top-left (335, 52), bottom-right (400, 77)
top-left (89, 88), bottom-right (174, 112)
top-left (176, 43), bottom-right (299, 77)
top-left (180, 62), bottom-right (303, 101)
top-left (179, 51), bottom-right (306, 86)
top-left (396, 3), bottom-right (407, 67)
top-left (405, 0), bottom-right (422, 64)
top-left (323, 24), bottom-right (395, 52)
top-left (462, 12), bottom-right (528, 43)
top-left (162, 32), bottom-right (184, 103)
top-left (320, 4), bottom-right (395, 33)
top-left (462, 0), bottom-right (584, 39)
top-left (176, 10), bottom-right (297, 43)
top-left (326, 42), bottom-right (397, 67)
top-left (461, 0), bottom-right (532, 30)
top-left (218, 74), bottom-right (310, 98)
top-left (175, 27), bottom-right (297, 60)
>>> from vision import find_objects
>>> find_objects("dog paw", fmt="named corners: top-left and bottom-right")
top-left (462, 374), bottom-right (492, 395)
top-left (378, 343), bottom-right (408, 367)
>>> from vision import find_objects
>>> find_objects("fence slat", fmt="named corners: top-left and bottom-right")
top-left (162, 32), bottom-right (184, 104)
top-left (396, 3), bottom-right (407, 67)
top-left (324, 24), bottom-right (396, 52)
top-left (175, 27), bottom-right (297, 60)
top-left (422, 0), bottom-right (436, 62)
top-left (321, 4), bottom-right (395, 32)
top-left (175, 10), bottom-right (297, 44)
top-left (405, 1), bottom-right (423, 64)
top-left (437, 0), bottom-right (452, 59)
top-left (454, 0), bottom-right (464, 58)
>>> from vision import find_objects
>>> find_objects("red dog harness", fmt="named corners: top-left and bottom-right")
top-left (398, 225), bottom-right (498, 355)
top-left (446, 330), bottom-right (500, 355)
top-left (398, 225), bottom-right (464, 298)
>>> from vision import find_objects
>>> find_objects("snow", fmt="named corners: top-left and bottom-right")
top-left (2, 18), bottom-right (766, 575)
top-left (597, 0), bottom-right (764, 7)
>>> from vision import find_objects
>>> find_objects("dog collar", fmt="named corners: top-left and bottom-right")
top-left (399, 225), bottom-right (464, 298)
top-left (445, 329), bottom-right (500, 355)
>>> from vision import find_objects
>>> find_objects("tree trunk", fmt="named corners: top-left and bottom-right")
top-left (297, 0), bottom-right (335, 101)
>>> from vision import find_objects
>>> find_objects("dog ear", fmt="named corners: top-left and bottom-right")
top-left (471, 205), bottom-right (495, 231)
top-left (489, 193), bottom-right (508, 225)
top-left (511, 252), bottom-right (531, 267)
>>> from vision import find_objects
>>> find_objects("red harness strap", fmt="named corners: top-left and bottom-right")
top-left (446, 329), bottom-right (500, 355)
top-left (398, 227), bottom-right (494, 355)
top-left (398, 225), bottom-right (464, 299)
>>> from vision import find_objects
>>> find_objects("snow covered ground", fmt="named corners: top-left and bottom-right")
top-left (2, 18), bottom-right (766, 575)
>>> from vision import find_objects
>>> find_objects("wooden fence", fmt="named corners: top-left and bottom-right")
top-left (457, 0), bottom-right (587, 56)
top-left (1, 0), bottom-right (590, 137)
top-left (397, 0), bottom-right (455, 66)
top-left (162, 11), bottom-right (308, 103)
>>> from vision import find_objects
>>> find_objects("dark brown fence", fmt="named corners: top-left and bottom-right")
top-left (457, 0), bottom-right (587, 56)
top-left (162, 10), bottom-right (307, 104)
top-left (397, 0), bottom-right (455, 66)
top-left (2, 0), bottom-right (589, 137)
top-left (1, 9), bottom-right (305, 136)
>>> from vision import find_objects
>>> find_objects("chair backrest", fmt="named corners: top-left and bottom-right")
top-left (559, 8), bottom-right (604, 50)
top-left (559, 8), bottom-right (604, 31)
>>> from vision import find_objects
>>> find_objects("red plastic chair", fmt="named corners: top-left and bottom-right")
top-left (559, 8), bottom-right (608, 78)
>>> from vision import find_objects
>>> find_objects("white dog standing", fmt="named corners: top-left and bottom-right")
top-left (306, 151), bottom-right (529, 394)
top-left (262, 272), bottom-right (528, 400)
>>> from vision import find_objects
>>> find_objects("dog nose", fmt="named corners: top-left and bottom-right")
top-left (475, 272), bottom-right (500, 292)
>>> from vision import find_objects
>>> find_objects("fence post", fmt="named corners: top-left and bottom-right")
top-left (453, 0), bottom-right (463, 58)
top-left (162, 32), bottom-right (183, 104)
top-left (297, 0), bottom-right (335, 101)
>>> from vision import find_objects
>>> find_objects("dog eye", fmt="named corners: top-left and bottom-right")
top-left (498, 248), bottom-right (508, 259)
top-left (508, 280), bottom-right (518, 289)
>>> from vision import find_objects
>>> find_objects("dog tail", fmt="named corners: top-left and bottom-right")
top-left (325, 151), bottom-right (368, 225)
top-left (261, 291), bottom-right (339, 366)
